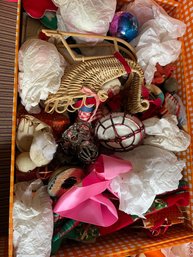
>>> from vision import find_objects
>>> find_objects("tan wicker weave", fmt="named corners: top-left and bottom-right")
top-left (42, 30), bottom-right (149, 115)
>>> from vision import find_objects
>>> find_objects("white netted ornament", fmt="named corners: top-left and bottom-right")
top-left (95, 113), bottom-right (145, 151)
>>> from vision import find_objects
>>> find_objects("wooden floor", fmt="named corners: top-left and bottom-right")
top-left (0, 237), bottom-right (8, 257)
top-left (0, 0), bottom-right (18, 239)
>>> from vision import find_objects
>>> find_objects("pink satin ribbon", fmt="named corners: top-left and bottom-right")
top-left (54, 154), bottom-right (132, 227)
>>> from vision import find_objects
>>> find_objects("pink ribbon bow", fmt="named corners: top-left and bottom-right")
top-left (54, 154), bottom-right (132, 227)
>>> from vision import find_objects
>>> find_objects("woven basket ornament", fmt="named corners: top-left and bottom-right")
top-left (42, 30), bottom-right (149, 115)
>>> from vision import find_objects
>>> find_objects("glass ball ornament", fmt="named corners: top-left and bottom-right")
top-left (109, 11), bottom-right (139, 42)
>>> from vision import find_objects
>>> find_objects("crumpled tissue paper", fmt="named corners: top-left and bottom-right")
top-left (13, 179), bottom-right (53, 257)
top-left (161, 243), bottom-right (192, 257)
top-left (53, 0), bottom-right (116, 43)
top-left (143, 114), bottom-right (190, 152)
top-left (128, 0), bottom-right (186, 84)
top-left (110, 145), bottom-right (185, 217)
top-left (30, 130), bottom-right (57, 167)
top-left (19, 39), bottom-right (66, 113)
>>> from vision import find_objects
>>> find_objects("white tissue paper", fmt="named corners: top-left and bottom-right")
top-left (30, 131), bottom-right (57, 167)
top-left (161, 243), bottom-right (192, 257)
top-left (19, 39), bottom-right (66, 113)
top-left (173, 94), bottom-right (188, 128)
top-left (13, 179), bottom-right (53, 257)
top-left (124, 0), bottom-right (155, 27)
top-left (110, 145), bottom-right (185, 217)
top-left (53, 0), bottom-right (116, 43)
top-left (125, 0), bottom-right (186, 32)
top-left (143, 114), bottom-right (190, 152)
top-left (128, 0), bottom-right (186, 84)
